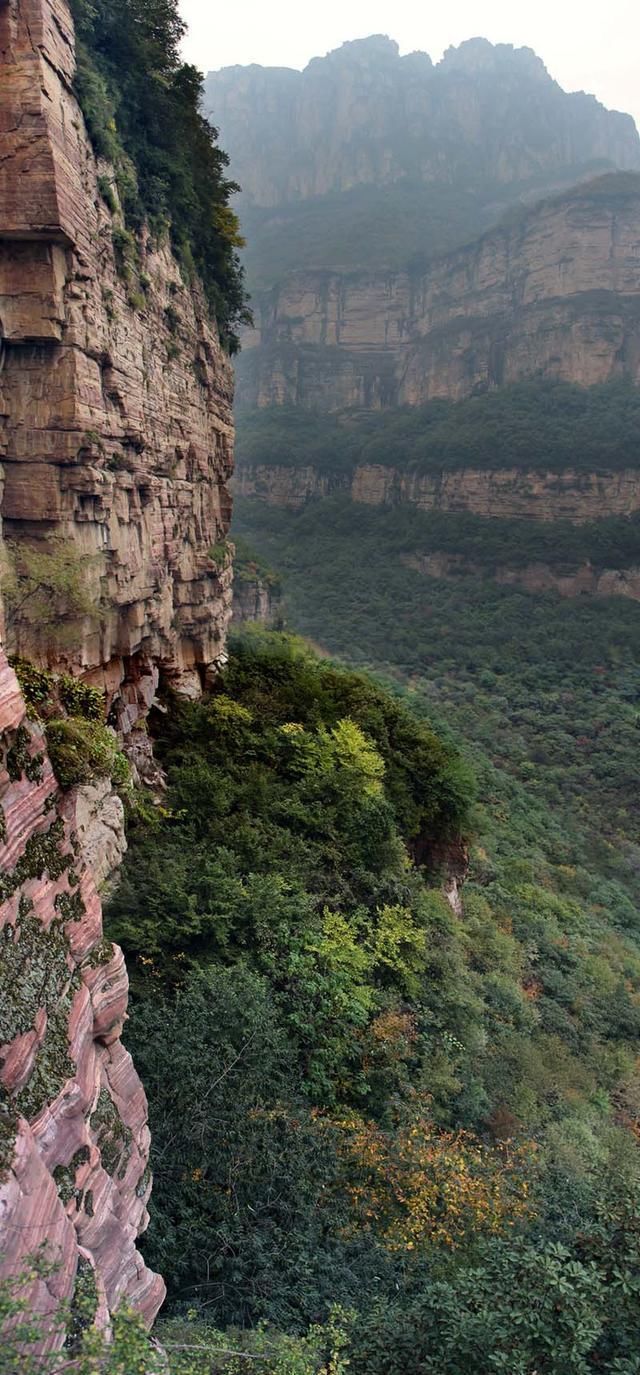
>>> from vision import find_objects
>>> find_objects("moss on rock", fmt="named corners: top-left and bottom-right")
top-left (90, 1088), bottom-right (132, 1179)
top-left (53, 1145), bottom-right (91, 1207)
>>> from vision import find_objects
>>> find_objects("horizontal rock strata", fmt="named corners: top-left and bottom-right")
top-left (403, 552), bottom-right (640, 602)
top-left (236, 462), bottom-right (640, 523)
top-left (239, 185), bottom-right (640, 409)
top-left (0, 0), bottom-right (234, 702)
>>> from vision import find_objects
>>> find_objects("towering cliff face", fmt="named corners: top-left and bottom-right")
top-left (206, 36), bottom-right (640, 291)
top-left (237, 178), bottom-right (640, 410)
top-left (0, 0), bottom-right (235, 706)
top-left (207, 36), bottom-right (640, 210)
top-left (0, 651), bottom-right (165, 1339)
top-left (0, 0), bottom-right (240, 1339)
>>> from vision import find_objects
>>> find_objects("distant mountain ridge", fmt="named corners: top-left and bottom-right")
top-left (206, 35), bottom-right (640, 210)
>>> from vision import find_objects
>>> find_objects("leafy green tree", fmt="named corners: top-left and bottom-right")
top-left (70, 0), bottom-right (251, 348)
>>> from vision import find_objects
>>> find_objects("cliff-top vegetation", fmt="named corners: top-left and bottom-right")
top-left (69, 0), bottom-right (251, 349)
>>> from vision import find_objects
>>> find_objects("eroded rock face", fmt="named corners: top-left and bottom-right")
top-left (233, 572), bottom-right (282, 627)
top-left (239, 184), bottom-right (640, 409)
top-left (0, 0), bottom-right (234, 700)
top-left (403, 552), bottom-right (640, 603)
top-left (236, 462), bottom-right (640, 524)
top-left (0, 652), bottom-right (165, 1343)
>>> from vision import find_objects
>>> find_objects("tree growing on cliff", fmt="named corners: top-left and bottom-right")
top-left (69, 0), bottom-right (252, 351)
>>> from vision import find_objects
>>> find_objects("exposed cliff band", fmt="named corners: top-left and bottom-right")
top-left (0, 0), bottom-right (235, 708)
top-left (238, 179), bottom-right (640, 410)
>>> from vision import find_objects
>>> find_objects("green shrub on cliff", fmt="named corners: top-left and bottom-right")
top-left (0, 537), bottom-right (98, 658)
top-left (45, 719), bottom-right (129, 791)
top-left (69, 0), bottom-right (251, 350)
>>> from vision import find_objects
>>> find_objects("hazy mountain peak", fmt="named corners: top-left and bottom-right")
top-left (308, 34), bottom-right (401, 69)
top-left (438, 37), bottom-right (548, 78)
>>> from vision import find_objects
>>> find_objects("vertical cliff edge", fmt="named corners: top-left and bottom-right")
top-left (0, 0), bottom-right (235, 704)
top-left (0, 0), bottom-right (238, 1342)
top-left (0, 650), bottom-right (165, 1340)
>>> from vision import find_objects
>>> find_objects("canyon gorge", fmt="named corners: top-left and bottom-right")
top-left (3, 5), bottom-right (640, 1372)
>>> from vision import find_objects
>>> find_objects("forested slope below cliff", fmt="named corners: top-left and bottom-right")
top-left (104, 624), bottom-right (640, 1372)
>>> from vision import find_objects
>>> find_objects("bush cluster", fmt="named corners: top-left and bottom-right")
top-left (45, 719), bottom-right (129, 792)
top-left (69, 0), bottom-right (252, 350)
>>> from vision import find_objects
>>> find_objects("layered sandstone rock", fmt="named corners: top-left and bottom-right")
top-left (403, 552), bottom-right (640, 603)
top-left (0, 652), bottom-right (164, 1345)
top-left (238, 181), bottom-right (640, 409)
top-left (233, 568), bottom-right (282, 626)
top-left (236, 462), bottom-right (640, 523)
top-left (0, 0), bottom-right (234, 706)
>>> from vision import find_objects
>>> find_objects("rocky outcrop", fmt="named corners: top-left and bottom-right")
top-left (0, 0), bottom-right (234, 707)
top-left (236, 462), bottom-right (640, 523)
top-left (233, 570), bottom-right (282, 626)
top-left (63, 780), bottom-right (127, 894)
top-left (0, 652), bottom-right (164, 1345)
top-left (404, 552), bottom-right (640, 602)
top-left (207, 37), bottom-right (640, 209)
top-left (238, 179), bottom-right (640, 409)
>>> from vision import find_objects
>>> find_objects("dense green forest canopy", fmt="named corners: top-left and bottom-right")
top-left (69, 0), bottom-right (251, 348)
top-left (235, 497), bottom-right (640, 857)
top-left (99, 626), bottom-right (640, 1370)
top-left (236, 378), bottom-right (640, 474)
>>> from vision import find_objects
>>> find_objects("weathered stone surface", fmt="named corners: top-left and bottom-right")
top-left (0, 0), bottom-right (235, 705)
top-left (236, 462), bottom-right (640, 524)
top-left (0, 652), bottom-right (165, 1343)
top-left (233, 572), bottom-right (282, 627)
top-left (61, 779), bottom-right (127, 894)
top-left (239, 183), bottom-right (640, 409)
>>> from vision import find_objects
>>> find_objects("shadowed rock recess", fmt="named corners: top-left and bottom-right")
top-left (0, 0), bottom-right (235, 701)
top-left (0, 652), bottom-right (165, 1339)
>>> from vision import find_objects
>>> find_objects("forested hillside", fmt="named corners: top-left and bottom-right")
top-left (105, 626), bottom-right (640, 1372)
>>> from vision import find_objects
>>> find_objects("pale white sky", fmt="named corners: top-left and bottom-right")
top-left (179, 0), bottom-right (640, 129)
